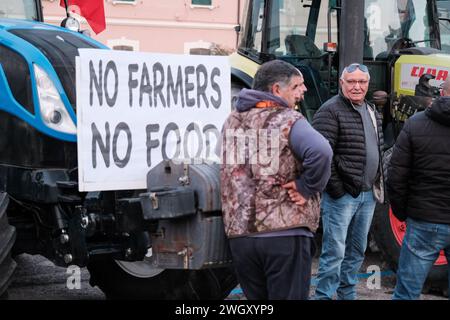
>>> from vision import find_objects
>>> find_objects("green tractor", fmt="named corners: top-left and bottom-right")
top-left (231, 0), bottom-right (450, 294)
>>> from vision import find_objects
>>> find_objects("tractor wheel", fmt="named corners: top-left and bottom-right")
top-left (372, 203), bottom-right (448, 294)
top-left (88, 257), bottom-right (237, 300)
top-left (0, 192), bottom-right (17, 297)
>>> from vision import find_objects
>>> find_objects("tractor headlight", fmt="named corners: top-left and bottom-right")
top-left (33, 64), bottom-right (76, 135)
top-left (61, 16), bottom-right (81, 33)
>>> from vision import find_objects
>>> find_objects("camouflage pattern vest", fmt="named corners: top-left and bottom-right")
top-left (221, 105), bottom-right (321, 238)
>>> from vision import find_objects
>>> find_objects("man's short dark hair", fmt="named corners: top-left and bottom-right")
top-left (252, 60), bottom-right (302, 92)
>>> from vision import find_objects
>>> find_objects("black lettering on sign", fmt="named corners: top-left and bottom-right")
top-left (167, 65), bottom-right (184, 107)
top-left (104, 61), bottom-right (119, 107)
top-left (162, 122), bottom-right (181, 160)
top-left (196, 64), bottom-right (209, 108)
top-left (112, 122), bottom-right (132, 168)
top-left (184, 66), bottom-right (195, 107)
top-left (210, 67), bottom-right (222, 109)
top-left (153, 62), bottom-right (166, 107)
top-left (140, 63), bottom-right (152, 107)
top-left (91, 122), bottom-right (133, 169)
top-left (91, 122), bottom-right (110, 168)
top-left (128, 63), bottom-right (139, 107)
top-left (145, 124), bottom-right (160, 167)
top-left (89, 60), bottom-right (103, 106)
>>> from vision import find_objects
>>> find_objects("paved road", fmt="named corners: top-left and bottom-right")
top-left (5, 252), bottom-right (447, 300)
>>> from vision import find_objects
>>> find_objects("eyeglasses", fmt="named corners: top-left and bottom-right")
top-left (345, 63), bottom-right (369, 74)
top-left (342, 79), bottom-right (369, 86)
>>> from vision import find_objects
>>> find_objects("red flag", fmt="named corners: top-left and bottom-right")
top-left (60, 0), bottom-right (106, 34)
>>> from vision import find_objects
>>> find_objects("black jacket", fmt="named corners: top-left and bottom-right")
top-left (387, 97), bottom-right (450, 223)
top-left (312, 93), bottom-right (384, 199)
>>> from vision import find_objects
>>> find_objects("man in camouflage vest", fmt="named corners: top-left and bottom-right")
top-left (220, 60), bottom-right (332, 300)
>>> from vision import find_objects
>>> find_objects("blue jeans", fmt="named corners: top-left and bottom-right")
top-left (313, 191), bottom-right (376, 300)
top-left (393, 218), bottom-right (450, 300)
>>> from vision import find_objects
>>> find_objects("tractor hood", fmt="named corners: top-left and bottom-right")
top-left (394, 54), bottom-right (450, 96)
top-left (0, 18), bottom-right (107, 142)
top-left (0, 19), bottom-right (106, 110)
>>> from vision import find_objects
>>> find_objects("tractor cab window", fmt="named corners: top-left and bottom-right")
top-left (0, 0), bottom-right (40, 21)
top-left (239, 0), bottom-right (337, 63)
top-left (440, 18), bottom-right (450, 52)
top-left (269, 0), bottom-right (322, 58)
top-left (364, 0), bottom-right (437, 60)
top-left (437, 0), bottom-right (450, 52)
top-left (239, 0), bottom-right (265, 56)
top-left (238, 0), bottom-right (338, 121)
top-left (268, 0), bottom-right (338, 119)
top-left (266, 0), bottom-right (337, 61)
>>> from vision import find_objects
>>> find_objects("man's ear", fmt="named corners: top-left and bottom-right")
top-left (271, 83), bottom-right (281, 96)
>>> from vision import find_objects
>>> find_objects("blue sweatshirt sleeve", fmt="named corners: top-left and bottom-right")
top-left (289, 118), bottom-right (333, 199)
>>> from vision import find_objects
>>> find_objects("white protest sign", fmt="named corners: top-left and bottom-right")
top-left (76, 49), bottom-right (230, 191)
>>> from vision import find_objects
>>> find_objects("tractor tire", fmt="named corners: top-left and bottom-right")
top-left (372, 203), bottom-right (448, 293)
top-left (88, 258), bottom-right (237, 300)
top-left (0, 192), bottom-right (17, 297)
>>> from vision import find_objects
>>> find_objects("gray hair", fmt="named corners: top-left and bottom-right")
top-left (253, 60), bottom-right (303, 92)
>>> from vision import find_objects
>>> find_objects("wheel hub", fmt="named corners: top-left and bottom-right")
top-left (115, 249), bottom-right (164, 278)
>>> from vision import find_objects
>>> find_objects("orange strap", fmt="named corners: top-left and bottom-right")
top-left (255, 100), bottom-right (279, 108)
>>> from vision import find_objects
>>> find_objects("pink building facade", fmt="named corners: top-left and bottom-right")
top-left (42, 0), bottom-right (242, 54)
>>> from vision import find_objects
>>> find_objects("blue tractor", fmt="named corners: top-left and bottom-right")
top-left (0, 0), bottom-right (236, 299)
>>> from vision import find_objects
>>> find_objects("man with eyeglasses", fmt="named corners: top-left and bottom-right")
top-left (388, 77), bottom-right (450, 300)
top-left (311, 63), bottom-right (385, 300)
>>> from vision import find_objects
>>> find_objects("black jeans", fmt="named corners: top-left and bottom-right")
top-left (229, 235), bottom-right (315, 300)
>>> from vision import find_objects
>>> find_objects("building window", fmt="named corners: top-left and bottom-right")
top-left (113, 45), bottom-right (134, 51)
top-left (107, 38), bottom-right (139, 51)
top-left (189, 48), bottom-right (211, 55)
top-left (184, 40), bottom-right (213, 54)
top-left (192, 0), bottom-right (212, 6)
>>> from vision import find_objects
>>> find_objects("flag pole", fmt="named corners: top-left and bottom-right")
top-left (63, 0), bottom-right (70, 18)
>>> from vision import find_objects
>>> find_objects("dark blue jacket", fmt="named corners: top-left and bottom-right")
top-left (388, 97), bottom-right (450, 223)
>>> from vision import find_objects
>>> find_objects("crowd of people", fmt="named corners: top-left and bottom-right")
top-left (220, 59), bottom-right (450, 300)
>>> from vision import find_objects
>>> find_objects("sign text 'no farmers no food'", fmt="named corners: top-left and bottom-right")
top-left (76, 49), bottom-right (230, 191)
